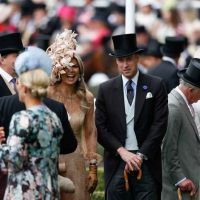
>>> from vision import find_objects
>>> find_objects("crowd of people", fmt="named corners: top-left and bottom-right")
top-left (1, 0), bottom-right (200, 82)
top-left (0, 0), bottom-right (200, 200)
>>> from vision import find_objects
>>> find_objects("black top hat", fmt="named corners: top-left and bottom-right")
top-left (33, 3), bottom-right (46, 10)
top-left (109, 3), bottom-right (125, 14)
top-left (145, 39), bottom-right (162, 58)
top-left (178, 58), bottom-right (200, 88)
top-left (136, 25), bottom-right (147, 34)
top-left (0, 32), bottom-right (24, 56)
top-left (109, 33), bottom-right (143, 58)
top-left (161, 36), bottom-right (185, 56)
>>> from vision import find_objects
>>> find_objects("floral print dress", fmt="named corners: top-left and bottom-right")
top-left (0, 105), bottom-right (63, 200)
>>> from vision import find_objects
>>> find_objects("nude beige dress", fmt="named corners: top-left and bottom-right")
top-left (48, 88), bottom-right (96, 200)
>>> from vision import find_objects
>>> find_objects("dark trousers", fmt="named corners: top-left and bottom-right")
top-left (0, 173), bottom-right (7, 200)
top-left (107, 160), bottom-right (160, 200)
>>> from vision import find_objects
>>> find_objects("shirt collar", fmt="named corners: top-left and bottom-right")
top-left (175, 86), bottom-right (189, 105)
top-left (175, 86), bottom-right (195, 116)
top-left (0, 67), bottom-right (13, 83)
top-left (162, 56), bottom-right (176, 66)
top-left (122, 70), bottom-right (139, 89)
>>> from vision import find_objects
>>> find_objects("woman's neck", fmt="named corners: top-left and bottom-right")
top-left (56, 82), bottom-right (76, 97)
top-left (24, 97), bottom-right (43, 109)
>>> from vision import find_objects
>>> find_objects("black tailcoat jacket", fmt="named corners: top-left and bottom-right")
top-left (95, 72), bottom-right (168, 192)
top-left (0, 94), bottom-right (77, 154)
top-left (148, 60), bottom-right (179, 94)
top-left (0, 75), bottom-right (13, 97)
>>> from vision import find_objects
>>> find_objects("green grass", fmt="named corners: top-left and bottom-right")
top-left (92, 167), bottom-right (105, 200)
top-left (91, 143), bottom-right (105, 200)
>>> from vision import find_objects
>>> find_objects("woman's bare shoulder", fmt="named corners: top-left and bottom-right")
top-left (85, 89), bottom-right (94, 104)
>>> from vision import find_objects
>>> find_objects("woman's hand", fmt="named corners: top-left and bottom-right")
top-left (0, 127), bottom-right (5, 144)
top-left (87, 164), bottom-right (98, 194)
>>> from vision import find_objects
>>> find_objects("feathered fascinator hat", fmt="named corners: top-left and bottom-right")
top-left (46, 29), bottom-right (78, 83)
top-left (15, 46), bottom-right (52, 76)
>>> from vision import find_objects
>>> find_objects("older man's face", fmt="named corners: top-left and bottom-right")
top-left (188, 88), bottom-right (200, 104)
top-left (116, 54), bottom-right (139, 79)
top-left (0, 53), bottom-right (18, 77)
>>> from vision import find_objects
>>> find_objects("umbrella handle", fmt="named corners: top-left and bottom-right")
top-left (178, 188), bottom-right (196, 200)
top-left (178, 188), bottom-right (182, 200)
top-left (124, 170), bottom-right (129, 191)
top-left (124, 169), bottom-right (142, 191)
top-left (137, 169), bottom-right (142, 180)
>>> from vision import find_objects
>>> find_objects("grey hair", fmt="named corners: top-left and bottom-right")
top-left (179, 78), bottom-right (200, 90)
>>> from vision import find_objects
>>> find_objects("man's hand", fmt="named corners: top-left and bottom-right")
top-left (117, 147), bottom-right (142, 172)
top-left (0, 127), bottom-right (5, 144)
top-left (178, 179), bottom-right (196, 196)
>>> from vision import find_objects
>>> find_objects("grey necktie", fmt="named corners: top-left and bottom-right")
top-left (127, 80), bottom-right (134, 105)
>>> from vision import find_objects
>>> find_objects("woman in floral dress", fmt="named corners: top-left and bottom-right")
top-left (0, 46), bottom-right (63, 200)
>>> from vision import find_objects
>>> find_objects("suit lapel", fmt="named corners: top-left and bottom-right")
top-left (134, 73), bottom-right (149, 124)
top-left (113, 76), bottom-right (126, 133)
top-left (171, 90), bottom-right (200, 141)
top-left (0, 75), bottom-right (15, 96)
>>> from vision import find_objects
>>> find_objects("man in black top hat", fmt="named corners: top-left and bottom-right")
top-left (95, 33), bottom-right (168, 200)
top-left (148, 36), bottom-right (185, 93)
top-left (0, 32), bottom-right (24, 97)
top-left (162, 58), bottom-right (200, 200)
top-left (143, 39), bottom-right (162, 69)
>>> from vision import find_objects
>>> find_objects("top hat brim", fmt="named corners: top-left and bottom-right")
top-left (178, 69), bottom-right (200, 88)
top-left (109, 49), bottom-right (144, 58)
top-left (0, 47), bottom-right (25, 55)
top-left (161, 46), bottom-right (183, 56)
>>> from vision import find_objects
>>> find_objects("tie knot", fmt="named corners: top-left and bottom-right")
top-left (127, 79), bottom-right (132, 85)
top-left (10, 77), bottom-right (17, 92)
top-left (10, 78), bottom-right (16, 84)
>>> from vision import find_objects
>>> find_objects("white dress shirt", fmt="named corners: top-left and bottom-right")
top-left (0, 67), bottom-right (13, 81)
top-left (0, 67), bottom-right (15, 89)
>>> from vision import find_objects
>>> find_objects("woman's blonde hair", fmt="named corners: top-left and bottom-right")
top-left (18, 69), bottom-right (50, 98)
top-left (73, 54), bottom-right (89, 110)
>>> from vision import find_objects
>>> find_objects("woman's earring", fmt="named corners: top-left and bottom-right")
top-left (78, 77), bottom-right (81, 82)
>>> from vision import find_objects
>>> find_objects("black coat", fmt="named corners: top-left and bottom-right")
top-left (148, 60), bottom-right (179, 94)
top-left (0, 94), bottom-right (77, 154)
top-left (95, 72), bottom-right (168, 193)
top-left (0, 75), bottom-right (12, 97)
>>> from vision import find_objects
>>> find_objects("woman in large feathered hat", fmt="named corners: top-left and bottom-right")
top-left (47, 29), bottom-right (100, 200)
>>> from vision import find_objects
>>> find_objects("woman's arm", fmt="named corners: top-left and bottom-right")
top-left (83, 91), bottom-right (97, 161)
top-left (0, 113), bottom-right (28, 172)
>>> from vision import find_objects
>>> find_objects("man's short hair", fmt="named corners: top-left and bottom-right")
top-left (180, 78), bottom-right (200, 90)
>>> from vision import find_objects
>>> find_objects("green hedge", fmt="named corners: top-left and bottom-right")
top-left (92, 167), bottom-right (104, 200)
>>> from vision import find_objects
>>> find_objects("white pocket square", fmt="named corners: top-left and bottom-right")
top-left (146, 92), bottom-right (153, 99)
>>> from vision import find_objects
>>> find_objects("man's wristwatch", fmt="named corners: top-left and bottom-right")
top-left (136, 152), bottom-right (148, 160)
